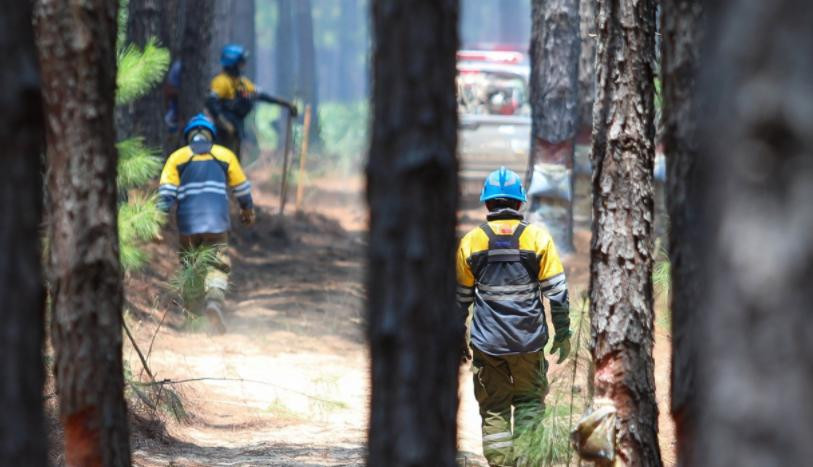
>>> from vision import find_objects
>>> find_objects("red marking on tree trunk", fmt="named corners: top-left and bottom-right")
top-left (64, 407), bottom-right (103, 467)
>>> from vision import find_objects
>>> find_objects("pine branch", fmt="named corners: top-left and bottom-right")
top-left (117, 137), bottom-right (162, 189)
top-left (116, 37), bottom-right (170, 105)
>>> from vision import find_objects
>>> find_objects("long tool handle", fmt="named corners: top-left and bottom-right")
top-left (278, 107), bottom-right (294, 216)
top-left (295, 105), bottom-right (312, 212)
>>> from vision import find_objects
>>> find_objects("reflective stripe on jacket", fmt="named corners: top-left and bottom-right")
top-left (456, 215), bottom-right (567, 355)
top-left (159, 144), bottom-right (253, 235)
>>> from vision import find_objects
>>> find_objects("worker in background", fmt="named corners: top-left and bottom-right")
top-left (158, 114), bottom-right (255, 334)
top-left (207, 43), bottom-right (297, 160)
top-left (456, 167), bottom-right (572, 466)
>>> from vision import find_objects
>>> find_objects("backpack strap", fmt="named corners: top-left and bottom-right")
top-left (479, 222), bottom-right (525, 263)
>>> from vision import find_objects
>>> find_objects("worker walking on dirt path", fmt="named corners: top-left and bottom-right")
top-left (457, 167), bottom-right (572, 467)
top-left (158, 114), bottom-right (256, 334)
top-left (207, 43), bottom-right (297, 160)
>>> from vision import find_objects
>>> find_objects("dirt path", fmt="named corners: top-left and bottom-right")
top-left (125, 177), bottom-right (673, 466)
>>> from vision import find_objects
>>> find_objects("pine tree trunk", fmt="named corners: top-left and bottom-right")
top-left (589, 0), bottom-right (662, 465)
top-left (578, 0), bottom-right (596, 136)
top-left (209, 0), bottom-right (234, 78)
top-left (120, 0), bottom-right (164, 149)
top-left (295, 0), bottom-right (321, 146)
top-left (661, 1), bottom-right (702, 464)
top-left (526, 0), bottom-right (580, 252)
top-left (231, 0), bottom-right (256, 80)
top-left (692, 2), bottom-right (813, 465)
top-left (178, 0), bottom-right (213, 138)
top-left (0, 2), bottom-right (46, 464)
top-left (367, 1), bottom-right (461, 465)
top-left (33, 1), bottom-right (131, 466)
top-left (275, 0), bottom-right (295, 99)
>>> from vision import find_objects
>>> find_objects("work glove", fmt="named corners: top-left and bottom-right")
top-left (240, 208), bottom-right (256, 226)
top-left (288, 104), bottom-right (299, 118)
top-left (550, 332), bottom-right (572, 364)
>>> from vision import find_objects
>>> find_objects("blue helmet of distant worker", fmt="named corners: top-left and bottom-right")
top-left (480, 167), bottom-right (527, 203)
top-left (183, 113), bottom-right (217, 154)
top-left (220, 44), bottom-right (248, 67)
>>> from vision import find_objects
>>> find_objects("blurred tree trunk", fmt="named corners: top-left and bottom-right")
top-left (589, 0), bottom-right (662, 465)
top-left (526, 0), bottom-right (580, 252)
top-left (578, 0), bottom-right (596, 138)
top-left (693, 1), bottom-right (813, 465)
top-left (160, 0), bottom-right (185, 57)
top-left (367, 1), bottom-right (461, 466)
top-left (33, 1), bottom-right (131, 466)
top-left (275, 0), bottom-right (295, 99)
top-left (209, 0), bottom-right (234, 77)
top-left (178, 0), bottom-right (213, 141)
top-left (119, 0), bottom-right (164, 149)
top-left (295, 0), bottom-right (321, 146)
top-left (231, 0), bottom-right (256, 80)
top-left (337, 0), bottom-right (357, 102)
top-left (0, 2), bottom-right (46, 465)
top-left (661, 1), bottom-right (702, 464)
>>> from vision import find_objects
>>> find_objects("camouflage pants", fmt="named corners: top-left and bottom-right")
top-left (178, 232), bottom-right (230, 313)
top-left (472, 347), bottom-right (549, 467)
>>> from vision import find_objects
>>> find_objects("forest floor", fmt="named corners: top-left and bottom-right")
top-left (119, 174), bottom-right (674, 466)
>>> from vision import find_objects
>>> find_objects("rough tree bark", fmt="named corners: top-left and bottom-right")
top-left (295, 0), bottom-right (321, 145)
top-left (0, 2), bottom-right (46, 465)
top-left (661, 1), bottom-right (703, 464)
top-left (693, 2), bottom-right (813, 466)
top-left (178, 0), bottom-right (214, 135)
top-left (526, 0), bottom-right (580, 252)
top-left (119, 0), bottom-right (165, 149)
top-left (367, 1), bottom-right (461, 465)
top-left (578, 0), bottom-right (596, 137)
top-left (33, 1), bottom-right (131, 466)
top-left (589, 0), bottom-right (662, 465)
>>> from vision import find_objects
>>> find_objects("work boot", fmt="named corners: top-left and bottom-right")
top-left (204, 299), bottom-right (227, 335)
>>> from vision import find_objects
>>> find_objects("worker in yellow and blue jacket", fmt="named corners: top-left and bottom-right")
top-left (206, 43), bottom-right (297, 159)
top-left (457, 167), bottom-right (572, 466)
top-left (159, 114), bottom-right (255, 334)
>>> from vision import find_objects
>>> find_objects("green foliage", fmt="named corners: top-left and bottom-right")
top-left (653, 248), bottom-right (671, 299)
top-left (117, 137), bottom-right (162, 190)
top-left (116, 38), bottom-right (170, 105)
top-left (318, 101), bottom-right (369, 171)
top-left (170, 245), bottom-right (223, 309)
top-left (118, 194), bottom-right (165, 271)
top-left (513, 400), bottom-right (574, 466)
top-left (117, 0), bottom-right (130, 52)
top-left (514, 297), bottom-right (593, 466)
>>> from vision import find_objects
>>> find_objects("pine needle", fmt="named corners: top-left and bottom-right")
top-left (116, 38), bottom-right (170, 105)
top-left (117, 137), bottom-right (162, 189)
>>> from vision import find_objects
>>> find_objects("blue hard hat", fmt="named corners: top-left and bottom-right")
top-left (220, 44), bottom-right (247, 67)
top-left (183, 113), bottom-right (217, 139)
top-left (480, 167), bottom-right (527, 203)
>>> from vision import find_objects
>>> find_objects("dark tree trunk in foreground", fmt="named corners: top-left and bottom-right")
top-left (367, 1), bottom-right (461, 465)
top-left (121, 0), bottom-right (164, 149)
top-left (589, 0), bottom-right (661, 465)
top-left (34, 1), bottom-right (131, 465)
top-left (209, 0), bottom-right (234, 77)
top-left (0, 2), bottom-right (46, 464)
top-left (178, 0), bottom-right (213, 133)
top-left (578, 0), bottom-right (596, 136)
top-left (693, 2), bottom-right (813, 466)
top-left (661, 1), bottom-right (703, 464)
top-left (526, 0), bottom-right (580, 252)
top-left (295, 0), bottom-right (321, 145)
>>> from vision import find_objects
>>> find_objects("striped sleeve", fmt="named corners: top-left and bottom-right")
top-left (158, 150), bottom-right (184, 212)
